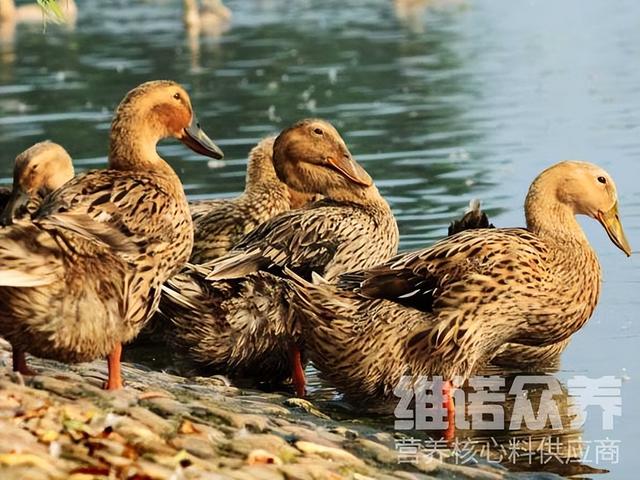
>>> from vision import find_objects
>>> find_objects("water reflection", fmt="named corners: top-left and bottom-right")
top-left (183, 0), bottom-right (231, 71)
top-left (309, 372), bottom-right (606, 477)
top-left (393, 0), bottom-right (466, 34)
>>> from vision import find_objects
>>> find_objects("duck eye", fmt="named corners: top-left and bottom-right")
top-left (173, 92), bottom-right (181, 101)
top-left (597, 176), bottom-right (607, 184)
top-left (313, 128), bottom-right (324, 136)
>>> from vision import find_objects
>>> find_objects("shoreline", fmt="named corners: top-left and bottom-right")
top-left (0, 342), bottom-right (555, 479)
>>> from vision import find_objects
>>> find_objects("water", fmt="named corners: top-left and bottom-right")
top-left (1, 0), bottom-right (639, 477)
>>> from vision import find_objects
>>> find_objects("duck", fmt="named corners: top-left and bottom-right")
top-left (188, 135), bottom-right (317, 264)
top-left (0, 141), bottom-right (75, 374)
top-left (1, 140), bottom-right (74, 225)
top-left (288, 161), bottom-right (630, 415)
top-left (0, 0), bottom-right (77, 26)
top-left (0, 80), bottom-right (223, 389)
top-left (447, 200), bottom-right (576, 371)
top-left (128, 135), bottom-right (316, 348)
top-left (183, 0), bottom-right (231, 36)
top-left (159, 118), bottom-right (399, 395)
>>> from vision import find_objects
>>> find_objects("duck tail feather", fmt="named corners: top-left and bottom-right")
top-left (41, 213), bottom-right (138, 254)
top-left (447, 198), bottom-right (495, 236)
top-left (204, 249), bottom-right (264, 280)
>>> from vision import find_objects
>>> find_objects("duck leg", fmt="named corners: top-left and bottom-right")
top-left (12, 349), bottom-right (35, 376)
top-left (104, 342), bottom-right (123, 390)
top-left (289, 345), bottom-right (306, 397)
top-left (443, 380), bottom-right (455, 441)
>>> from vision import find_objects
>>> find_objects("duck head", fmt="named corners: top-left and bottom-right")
top-left (244, 134), bottom-right (321, 208)
top-left (1, 141), bottom-right (74, 226)
top-left (526, 161), bottom-right (631, 256)
top-left (109, 80), bottom-right (223, 170)
top-left (272, 119), bottom-right (372, 197)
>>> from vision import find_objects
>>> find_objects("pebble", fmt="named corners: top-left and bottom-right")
top-left (294, 440), bottom-right (365, 467)
top-left (354, 437), bottom-right (398, 464)
top-left (0, 343), bottom-right (539, 480)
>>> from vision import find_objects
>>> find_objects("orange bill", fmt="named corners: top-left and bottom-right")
top-left (326, 156), bottom-right (373, 187)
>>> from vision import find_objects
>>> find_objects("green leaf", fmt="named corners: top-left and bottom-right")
top-left (36, 0), bottom-right (66, 25)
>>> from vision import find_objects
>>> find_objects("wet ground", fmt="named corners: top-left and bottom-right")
top-left (0, 0), bottom-right (639, 477)
top-left (0, 340), bottom-right (541, 480)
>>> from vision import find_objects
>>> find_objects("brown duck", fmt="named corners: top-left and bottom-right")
top-left (188, 135), bottom-right (316, 264)
top-left (447, 199), bottom-right (570, 370)
top-left (0, 80), bottom-right (223, 389)
top-left (0, 141), bottom-right (75, 374)
top-left (289, 161), bottom-right (631, 416)
top-left (159, 119), bottom-right (399, 395)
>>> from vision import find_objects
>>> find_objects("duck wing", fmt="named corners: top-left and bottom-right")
top-left (0, 222), bottom-right (63, 286)
top-left (339, 228), bottom-right (548, 313)
top-left (35, 169), bottom-right (188, 259)
top-left (203, 200), bottom-right (363, 281)
top-left (189, 198), bottom-right (227, 221)
top-left (190, 200), bottom-right (256, 263)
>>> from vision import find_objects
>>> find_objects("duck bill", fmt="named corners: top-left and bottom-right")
top-left (326, 156), bottom-right (373, 187)
top-left (597, 202), bottom-right (632, 257)
top-left (180, 116), bottom-right (224, 160)
top-left (0, 189), bottom-right (29, 227)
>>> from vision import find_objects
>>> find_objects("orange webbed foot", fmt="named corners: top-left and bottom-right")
top-left (290, 345), bottom-right (306, 398)
top-left (443, 380), bottom-right (456, 442)
top-left (104, 343), bottom-right (124, 390)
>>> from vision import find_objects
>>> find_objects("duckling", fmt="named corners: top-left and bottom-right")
top-left (0, 80), bottom-right (223, 389)
top-left (160, 119), bottom-right (399, 395)
top-left (1, 141), bottom-right (74, 225)
top-left (289, 161), bottom-right (630, 415)
top-left (0, 0), bottom-right (77, 26)
top-left (188, 136), bottom-right (316, 264)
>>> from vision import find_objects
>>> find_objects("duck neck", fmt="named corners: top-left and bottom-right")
top-left (108, 115), bottom-right (176, 177)
top-left (183, 0), bottom-right (200, 28)
top-left (523, 183), bottom-right (601, 342)
top-left (245, 157), bottom-right (281, 194)
top-left (324, 183), bottom-right (389, 210)
top-left (525, 183), bottom-right (590, 250)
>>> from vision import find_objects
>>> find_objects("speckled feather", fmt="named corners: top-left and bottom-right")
top-left (0, 81), bottom-right (202, 367)
top-left (188, 137), bottom-right (309, 263)
top-left (289, 161), bottom-right (622, 404)
top-left (0, 167), bottom-right (193, 362)
top-left (160, 119), bottom-right (400, 381)
top-left (161, 270), bottom-right (294, 381)
top-left (292, 226), bottom-right (600, 403)
top-left (205, 197), bottom-right (397, 282)
top-left (161, 195), bottom-right (398, 378)
top-left (445, 199), bottom-right (579, 370)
